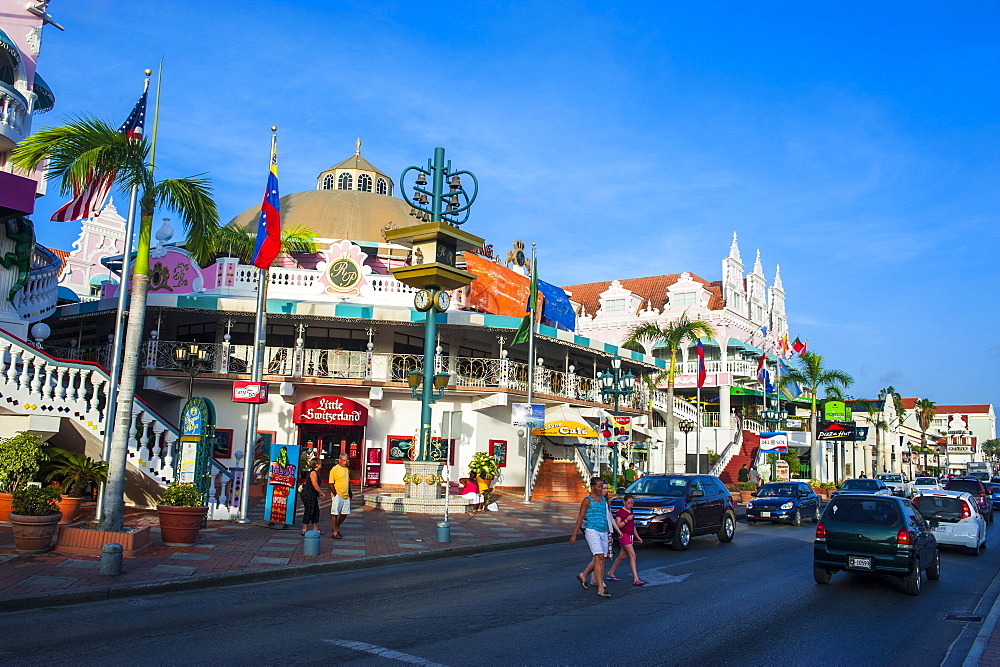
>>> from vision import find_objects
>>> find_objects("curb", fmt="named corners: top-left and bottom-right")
top-left (0, 533), bottom-right (567, 614)
top-left (958, 566), bottom-right (1000, 666)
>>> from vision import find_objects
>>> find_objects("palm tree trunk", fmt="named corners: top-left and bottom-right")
top-left (99, 225), bottom-right (152, 532)
top-left (665, 351), bottom-right (677, 473)
top-left (809, 396), bottom-right (821, 481)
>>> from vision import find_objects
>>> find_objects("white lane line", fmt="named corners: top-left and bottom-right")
top-left (659, 556), bottom-right (707, 569)
top-left (636, 568), bottom-right (693, 586)
top-left (322, 639), bottom-right (443, 665)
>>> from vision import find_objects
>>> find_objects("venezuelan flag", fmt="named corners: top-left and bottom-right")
top-left (252, 139), bottom-right (281, 270)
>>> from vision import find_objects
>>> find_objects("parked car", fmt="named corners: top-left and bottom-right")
top-left (912, 476), bottom-right (942, 493)
top-left (612, 474), bottom-right (736, 550)
top-left (942, 477), bottom-right (994, 524)
top-left (831, 478), bottom-right (892, 498)
top-left (912, 490), bottom-right (987, 555)
top-left (746, 482), bottom-right (821, 526)
top-left (875, 472), bottom-right (912, 497)
top-left (988, 483), bottom-right (1000, 511)
top-left (814, 494), bottom-right (941, 595)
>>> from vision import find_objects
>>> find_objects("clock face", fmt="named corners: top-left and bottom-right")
top-left (414, 289), bottom-right (432, 311)
top-left (434, 290), bottom-right (451, 312)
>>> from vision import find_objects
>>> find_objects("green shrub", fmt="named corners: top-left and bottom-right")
top-left (0, 431), bottom-right (49, 494)
top-left (727, 484), bottom-right (740, 492)
top-left (735, 482), bottom-right (758, 491)
top-left (469, 452), bottom-right (500, 479)
top-left (11, 485), bottom-right (60, 516)
top-left (159, 482), bottom-right (204, 507)
top-left (43, 449), bottom-right (108, 497)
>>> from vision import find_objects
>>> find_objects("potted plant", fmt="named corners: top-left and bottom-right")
top-left (736, 481), bottom-right (757, 503)
top-left (469, 452), bottom-right (500, 507)
top-left (157, 482), bottom-right (208, 546)
top-left (727, 484), bottom-right (741, 504)
top-left (9, 485), bottom-right (62, 553)
top-left (0, 431), bottom-right (49, 522)
top-left (43, 450), bottom-right (108, 525)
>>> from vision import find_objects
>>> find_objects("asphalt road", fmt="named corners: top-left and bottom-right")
top-left (2, 515), bottom-right (1000, 666)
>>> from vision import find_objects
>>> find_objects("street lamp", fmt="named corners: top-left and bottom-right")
top-left (679, 419), bottom-right (695, 472)
top-left (173, 343), bottom-right (210, 403)
top-left (598, 355), bottom-right (636, 490)
top-left (384, 147), bottom-right (483, 462)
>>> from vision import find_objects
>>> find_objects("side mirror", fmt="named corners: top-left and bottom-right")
top-left (750, 491), bottom-right (757, 497)
top-left (928, 519), bottom-right (939, 529)
top-left (691, 489), bottom-right (704, 498)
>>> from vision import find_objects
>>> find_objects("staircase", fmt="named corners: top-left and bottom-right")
top-left (718, 430), bottom-right (761, 485)
top-left (531, 460), bottom-right (587, 502)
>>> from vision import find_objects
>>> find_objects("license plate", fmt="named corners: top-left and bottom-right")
top-left (761, 511), bottom-right (772, 517)
top-left (847, 556), bottom-right (873, 570)
top-left (935, 526), bottom-right (949, 533)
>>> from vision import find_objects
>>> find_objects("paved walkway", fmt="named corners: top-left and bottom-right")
top-left (0, 491), bottom-right (579, 611)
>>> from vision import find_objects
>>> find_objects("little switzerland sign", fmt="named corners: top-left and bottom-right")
top-left (293, 396), bottom-right (369, 425)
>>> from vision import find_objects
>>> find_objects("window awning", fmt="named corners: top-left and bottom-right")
top-left (0, 28), bottom-right (20, 67)
top-left (32, 72), bottom-right (55, 113)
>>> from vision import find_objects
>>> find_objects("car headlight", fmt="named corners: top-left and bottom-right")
top-left (780, 501), bottom-right (793, 510)
top-left (652, 506), bottom-right (675, 515)
top-left (746, 502), bottom-right (754, 509)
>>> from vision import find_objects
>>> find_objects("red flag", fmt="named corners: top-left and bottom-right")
top-left (792, 337), bottom-right (806, 355)
top-left (696, 338), bottom-right (706, 389)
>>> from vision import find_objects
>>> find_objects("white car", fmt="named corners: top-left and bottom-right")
top-left (875, 472), bottom-right (912, 498)
top-left (912, 476), bottom-right (942, 493)
top-left (913, 490), bottom-right (987, 555)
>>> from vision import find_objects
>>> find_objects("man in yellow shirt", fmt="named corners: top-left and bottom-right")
top-left (328, 452), bottom-right (351, 539)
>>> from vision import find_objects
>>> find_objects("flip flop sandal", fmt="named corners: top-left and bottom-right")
top-left (597, 591), bottom-right (612, 598)
top-left (633, 581), bottom-right (646, 586)
top-left (606, 575), bottom-right (620, 581)
top-left (576, 574), bottom-right (589, 590)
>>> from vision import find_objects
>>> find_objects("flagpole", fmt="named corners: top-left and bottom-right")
top-left (236, 127), bottom-right (277, 523)
top-left (523, 242), bottom-right (536, 503)
top-left (696, 383), bottom-right (702, 474)
top-left (96, 70), bottom-right (151, 524)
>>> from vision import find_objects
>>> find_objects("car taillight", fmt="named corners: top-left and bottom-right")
top-left (815, 523), bottom-right (826, 540)
top-left (963, 502), bottom-right (972, 519)
top-left (897, 528), bottom-right (913, 546)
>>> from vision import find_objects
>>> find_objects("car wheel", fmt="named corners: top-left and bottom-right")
top-left (902, 562), bottom-right (922, 596)
top-left (927, 550), bottom-right (941, 581)
top-left (671, 514), bottom-right (692, 551)
top-left (791, 509), bottom-right (802, 527)
top-left (717, 511), bottom-right (736, 542)
top-left (813, 564), bottom-right (832, 585)
top-left (812, 504), bottom-right (821, 523)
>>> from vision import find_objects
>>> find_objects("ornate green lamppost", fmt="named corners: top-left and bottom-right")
top-left (598, 356), bottom-right (636, 490)
top-left (385, 148), bottom-right (483, 462)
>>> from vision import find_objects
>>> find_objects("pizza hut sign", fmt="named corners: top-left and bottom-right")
top-left (293, 396), bottom-right (369, 426)
top-left (232, 381), bottom-right (268, 404)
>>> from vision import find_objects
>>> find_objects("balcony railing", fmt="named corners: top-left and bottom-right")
top-left (0, 81), bottom-right (30, 145)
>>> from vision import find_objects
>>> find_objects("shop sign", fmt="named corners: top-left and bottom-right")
top-left (785, 418), bottom-right (802, 428)
top-left (759, 432), bottom-right (788, 453)
top-left (673, 373), bottom-right (732, 388)
top-left (823, 401), bottom-right (847, 422)
top-left (532, 421), bottom-right (599, 438)
top-left (947, 445), bottom-right (974, 454)
top-left (317, 240), bottom-right (370, 297)
top-left (264, 443), bottom-right (301, 526)
top-left (232, 381), bottom-right (268, 403)
top-left (817, 420), bottom-right (856, 441)
top-left (293, 396), bottom-right (369, 425)
top-left (365, 448), bottom-right (382, 486)
top-left (599, 413), bottom-right (631, 448)
top-left (512, 403), bottom-right (545, 428)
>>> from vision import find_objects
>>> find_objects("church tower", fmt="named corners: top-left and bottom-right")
top-left (768, 265), bottom-right (787, 338)
top-left (747, 250), bottom-right (767, 327)
top-left (721, 232), bottom-right (746, 316)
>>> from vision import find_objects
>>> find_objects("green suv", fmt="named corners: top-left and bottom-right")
top-left (813, 494), bottom-right (940, 595)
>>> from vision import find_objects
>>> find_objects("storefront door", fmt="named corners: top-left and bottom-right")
top-left (293, 396), bottom-right (369, 488)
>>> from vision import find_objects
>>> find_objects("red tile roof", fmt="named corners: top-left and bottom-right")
top-left (899, 398), bottom-right (992, 414)
top-left (562, 273), bottom-right (725, 317)
top-left (49, 248), bottom-right (70, 276)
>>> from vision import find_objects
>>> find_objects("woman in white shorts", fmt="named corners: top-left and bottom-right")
top-left (569, 477), bottom-right (620, 598)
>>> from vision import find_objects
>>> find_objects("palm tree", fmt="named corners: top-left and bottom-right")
top-left (13, 117), bottom-right (221, 532)
top-left (780, 351), bottom-right (853, 481)
top-left (865, 402), bottom-right (889, 475)
top-left (914, 398), bottom-right (937, 472)
top-left (215, 221), bottom-right (318, 261)
top-left (982, 439), bottom-right (1000, 467)
top-left (624, 314), bottom-right (715, 473)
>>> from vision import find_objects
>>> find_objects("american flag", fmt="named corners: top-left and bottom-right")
top-left (51, 88), bottom-right (148, 223)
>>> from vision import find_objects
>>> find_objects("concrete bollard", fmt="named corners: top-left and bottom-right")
top-left (100, 542), bottom-right (123, 576)
top-left (437, 521), bottom-right (450, 543)
top-left (303, 530), bottom-right (321, 556)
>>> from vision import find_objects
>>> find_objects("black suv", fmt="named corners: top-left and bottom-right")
top-left (943, 477), bottom-right (994, 523)
top-left (814, 494), bottom-right (940, 595)
top-left (610, 474), bottom-right (736, 550)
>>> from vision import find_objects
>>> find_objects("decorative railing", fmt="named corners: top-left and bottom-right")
top-left (16, 245), bottom-right (61, 323)
top-left (0, 81), bottom-right (30, 144)
top-left (675, 359), bottom-right (757, 377)
top-left (709, 428), bottom-right (742, 478)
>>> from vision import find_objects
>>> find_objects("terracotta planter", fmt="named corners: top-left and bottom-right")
top-left (730, 492), bottom-right (740, 504)
top-left (739, 490), bottom-right (754, 503)
top-left (9, 512), bottom-right (62, 553)
top-left (157, 505), bottom-right (208, 546)
top-left (55, 524), bottom-right (152, 557)
top-left (55, 496), bottom-right (83, 525)
top-left (0, 491), bottom-right (12, 523)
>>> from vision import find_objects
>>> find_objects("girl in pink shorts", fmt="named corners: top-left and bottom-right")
top-left (606, 494), bottom-right (646, 586)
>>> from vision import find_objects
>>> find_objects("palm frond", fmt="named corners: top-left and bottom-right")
top-left (152, 176), bottom-right (221, 267)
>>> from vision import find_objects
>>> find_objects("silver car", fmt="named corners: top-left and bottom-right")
top-left (912, 476), bottom-right (942, 494)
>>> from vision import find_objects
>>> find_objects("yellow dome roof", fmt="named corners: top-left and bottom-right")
top-left (227, 189), bottom-right (418, 243)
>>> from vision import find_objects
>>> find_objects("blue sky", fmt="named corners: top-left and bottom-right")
top-left (24, 1), bottom-right (1000, 409)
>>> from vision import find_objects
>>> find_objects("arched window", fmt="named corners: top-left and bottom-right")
top-left (358, 173), bottom-right (373, 192)
top-left (337, 172), bottom-right (353, 190)
top-left (0, 52), bottom-right (15, 86)
top-left (322, 174), bottom-right (334, 190)
top-left (376, 178), bottom-right (388, 195)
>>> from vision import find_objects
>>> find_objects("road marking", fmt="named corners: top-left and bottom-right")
top-left (322, 639), bottom-right (442, 665)
top-left (636, 568), bottom-right (693, 586)
top-left (659, 556), bottom-right (706, 569)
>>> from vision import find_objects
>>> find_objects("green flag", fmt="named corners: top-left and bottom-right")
top-left (511, 258), bottom-right (538, 346)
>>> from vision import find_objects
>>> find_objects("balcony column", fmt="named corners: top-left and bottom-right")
top-left (719, 384), bottom-right (731, 430)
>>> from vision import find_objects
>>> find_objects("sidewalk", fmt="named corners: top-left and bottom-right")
top-left (0, 491), bottom-right (580, 612)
